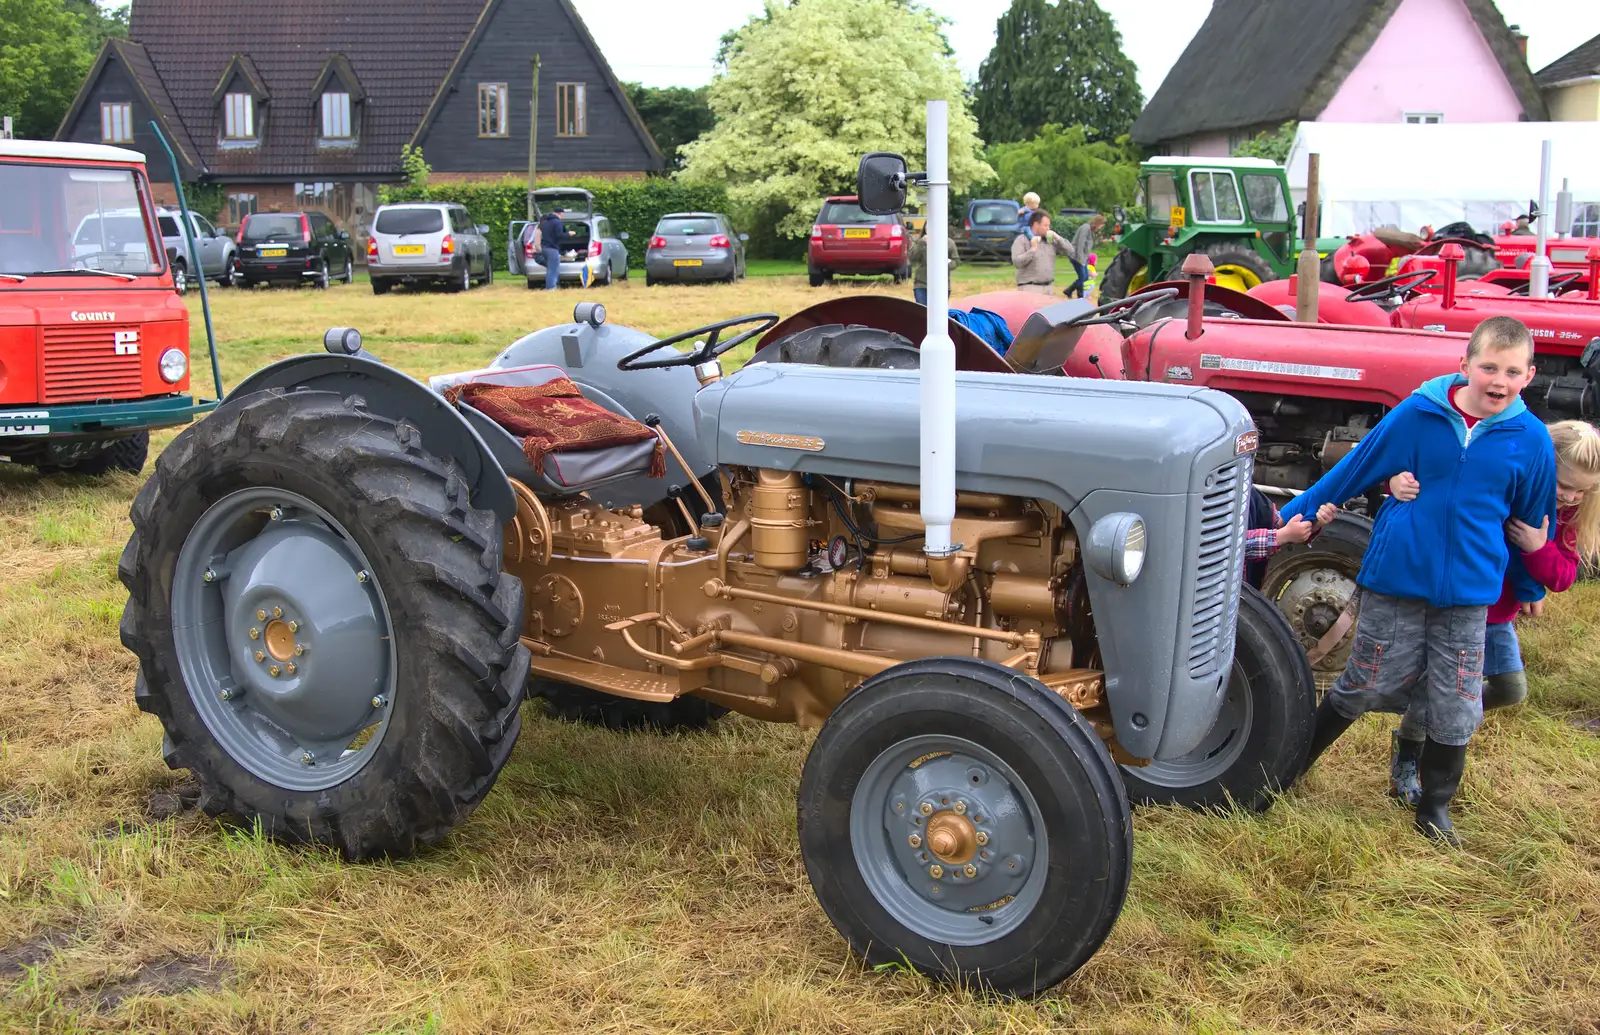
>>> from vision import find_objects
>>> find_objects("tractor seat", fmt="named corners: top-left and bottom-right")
top-left (439, 364), bottom-right (664, 497)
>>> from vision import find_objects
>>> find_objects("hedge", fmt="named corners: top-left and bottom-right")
top-left (378, 179), bottom-right (729, 271)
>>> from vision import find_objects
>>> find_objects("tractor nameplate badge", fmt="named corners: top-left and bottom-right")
top-left (1199, 354), bottom-right (1363, 381)
top-left (1165, 365), bottom-right (1193, 381)
top-left (0, 411), bottom-right (48, 436)
top-left (736, 431), bottom-right (825, 451)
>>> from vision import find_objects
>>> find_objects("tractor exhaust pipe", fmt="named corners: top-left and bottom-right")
top-left (1530, 139), bottom-right (1553, 298)
top-left (920, 100), bottom-right (957, 560)
top-left (1181, 253), bottom-right (1214, 340)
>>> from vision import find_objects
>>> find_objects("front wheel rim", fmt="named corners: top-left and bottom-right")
top-left (1267, 557), bottom-right (1360, 688)
top-left (171, 487), bottom-right (397, 791)
top-left (850, 733), bottom-right (1047, 945)
top-left (1124, 657), bottom-right (1253, 786)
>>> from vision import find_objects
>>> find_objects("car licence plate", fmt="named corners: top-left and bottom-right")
top-left (673, 258), bottom-right (702, 267)
top-left (392, 244), bottom-right (425, 255)
top-left (842, 228), bottom-right (871, 238)
top-left (258, 247), bottom-right (287, 257)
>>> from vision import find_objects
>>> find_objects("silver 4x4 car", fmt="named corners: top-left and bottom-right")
top-left (155, 208), bottom-right (237, 293)
top-left (368, 202), bottom-right (494, 295)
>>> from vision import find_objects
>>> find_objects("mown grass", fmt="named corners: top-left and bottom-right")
top-left (1, 274), bottom-right (1598, 1033)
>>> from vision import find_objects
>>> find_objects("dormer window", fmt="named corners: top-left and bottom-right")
top-left (321, 91), bottom-right (352, 140)
top-left (223, 93), bottom-right (255, 140)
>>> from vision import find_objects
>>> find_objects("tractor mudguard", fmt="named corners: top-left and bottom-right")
top-left (487, 319), bottom-right (716, 511)
top-left (695, 361), bottom-right (1257, 761)
top-left (225, 354), bottom-right (516, 524)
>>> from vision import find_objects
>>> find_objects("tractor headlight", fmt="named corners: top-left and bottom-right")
top-left (1085, 513), bottom-right (1146, 586)
top-left (158, 347), bottom-right (188, 384)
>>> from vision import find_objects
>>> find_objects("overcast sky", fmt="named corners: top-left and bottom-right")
top-left (566, 0), bottom-right (1598, 99)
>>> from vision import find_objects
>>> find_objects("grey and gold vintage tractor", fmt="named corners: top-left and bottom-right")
top-left (119, 110), bottom-right (1310, 996)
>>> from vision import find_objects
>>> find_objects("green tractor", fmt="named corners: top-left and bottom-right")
top-left (1100, 156), bottom-right (1336, 301)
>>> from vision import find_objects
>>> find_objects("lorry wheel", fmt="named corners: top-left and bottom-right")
top-left (799, 657), bottom-right (1131, 997)
top-left (1261, 511), bottom-right (1371, 691)
top-left (64, 432), bottom-right (151, 476)
top-left (118, 389), bottom-right (530, 860)
top-left (1097, 249), bottom-right (1146, 302)
top-left (532, 680), bottom-right (728, 731)
top-left (1201, 242), bottom-right (1275, 293)
top-left (747, 323), bottom-right (921, 370)
top-left (1118, 584), bottom-right (1315, 811)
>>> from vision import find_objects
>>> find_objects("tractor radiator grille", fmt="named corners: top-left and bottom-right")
top-left (42, 326), bottom-right (143, 404)
top-left (1188, 458), bottom-right (1249, 678)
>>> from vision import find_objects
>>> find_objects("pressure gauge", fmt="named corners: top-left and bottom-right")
top-left (828, 535), bottom-right (850, 569)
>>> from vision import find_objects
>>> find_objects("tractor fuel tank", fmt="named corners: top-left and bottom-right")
top-left (692, 362), bottom-right (1258, 762)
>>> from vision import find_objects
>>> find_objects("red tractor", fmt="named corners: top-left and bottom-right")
top-left (748, 258), bottom-right (1600, 684)
top-left (1325, 226), bottom-right (1600, 297)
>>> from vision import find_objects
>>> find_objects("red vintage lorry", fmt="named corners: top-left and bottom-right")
top-left (0, 139), bottom-right (213, 474)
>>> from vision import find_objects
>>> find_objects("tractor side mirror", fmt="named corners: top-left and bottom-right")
top-left (858, 152), bottom-right (908, 215)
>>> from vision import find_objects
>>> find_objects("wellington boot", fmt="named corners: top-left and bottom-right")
top-left (1303, 694), bottom-right (1357, 772)
top-left (1387, 731), bottom-right (1423, 807)
top-left (1413, 738), bottom-right (1468, 847)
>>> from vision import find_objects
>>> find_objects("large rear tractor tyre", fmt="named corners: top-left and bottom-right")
top-left (1201, 242), bottom-right (1275, 294)
top-left (799, 657), bottom-right (1131, 997)
top-left (1097, 248), bottom-right (1147, 303)
top-left (747, 323), bottom-right (921, 370)
top-left (1261, 511), bottom-right (1371, 691)
top-left (532, 681), bottom-right (728, 732)
top-left (118, 389), bottom-right (530, 860)
top-left (1118, 584), bottom-right (1316, 811)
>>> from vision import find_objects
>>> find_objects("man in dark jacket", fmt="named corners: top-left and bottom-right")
top-left (536, 207), bottom-right (565, 289)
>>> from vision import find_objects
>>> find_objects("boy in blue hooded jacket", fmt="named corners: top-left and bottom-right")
top-left (1280, 316), bottom-right (1555, 846)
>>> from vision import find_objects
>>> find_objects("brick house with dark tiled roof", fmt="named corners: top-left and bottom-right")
top-left (54, 0), bottom-right (663, 245)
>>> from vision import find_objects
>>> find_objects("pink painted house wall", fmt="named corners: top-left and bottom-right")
top-left (1318, 0), bottom-right (1523, 123)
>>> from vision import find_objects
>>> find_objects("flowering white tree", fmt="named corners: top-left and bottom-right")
top-left (680, 0), bottom-right (992, 238)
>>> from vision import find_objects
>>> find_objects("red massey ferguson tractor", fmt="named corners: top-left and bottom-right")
top-left (749, 258), bottom-right (1600, 686)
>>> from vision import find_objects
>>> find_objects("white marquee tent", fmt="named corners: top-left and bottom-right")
top-left (1284, 122), bottom-right (1600, 238)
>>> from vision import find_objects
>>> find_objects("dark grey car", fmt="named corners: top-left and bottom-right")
top-left (508, 188), bottom-right (629, 288)
top-left (643, 212), bottom-right (748, 285)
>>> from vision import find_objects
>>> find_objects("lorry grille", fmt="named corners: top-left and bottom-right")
top-left (42, 326), bottom-right (143, 403)
top-left (1188, 458), bottom-right (1250, 678)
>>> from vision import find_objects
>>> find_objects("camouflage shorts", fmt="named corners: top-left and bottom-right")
top-left (1327, 589), bottom-right (1489, 747)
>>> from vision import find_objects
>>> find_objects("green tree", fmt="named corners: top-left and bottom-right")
top-left (985, 123), bottom-right (1138, 213)
top-left (622, 83), bottom-right (715, 170)
top-left (972, 0), bottom-right (1143, 145)
top-left (1231, 120), bottom-right (1297, 164)
top-left (0, 0), bottom-right (102, 139)
top-left (64, 0), bottom-right (129, 50)
top-left (681, 0), bottom-right (991, 239)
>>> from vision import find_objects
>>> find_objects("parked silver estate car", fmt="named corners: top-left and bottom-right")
top-left (368, 202), bottom-right (493, 295)
top-left (508, 188), bottom-right (629, 288)
top-left (153, 207), bottom-right (237, 292)
top-left (643, 211), bottom-right (748, 285)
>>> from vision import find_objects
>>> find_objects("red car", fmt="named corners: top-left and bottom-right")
top-left (807, 195), bottom-right (908, 287)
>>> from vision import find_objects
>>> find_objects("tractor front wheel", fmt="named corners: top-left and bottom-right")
top-left (798, 657), bottom-right (1131, 997)
top-left (1097, 248), bottom-right (1147, 302)
top-left (1201, 242), bottom-right (1275, 294)
top-left (1118, 584), bottom-right (1316, 811)
top-left (1262, 511), bottom-right (1371, 691)
top-left (118, 389), bottom-right (530, 860)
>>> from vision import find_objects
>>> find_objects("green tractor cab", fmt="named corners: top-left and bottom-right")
top-left (1103, 156), bottom-right (1326, 300)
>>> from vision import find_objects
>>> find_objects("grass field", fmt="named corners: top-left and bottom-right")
top-left (2, 274), bottom-right (1599, 1033)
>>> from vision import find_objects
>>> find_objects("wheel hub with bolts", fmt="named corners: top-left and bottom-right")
top-left (854, 735), bottom-right (1045, 944)
top-left (172, 488), bottom-right (396, 791)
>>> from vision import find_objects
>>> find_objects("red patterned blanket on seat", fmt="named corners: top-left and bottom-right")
top-left (444, 377), bottom-right (665, 478)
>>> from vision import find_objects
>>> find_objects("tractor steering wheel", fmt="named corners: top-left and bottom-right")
top-left (1508, 271), bottom-right (1582, 296)
top-left (1064, 287), bottom-right (1181, 328)
top-left (1343, 269), bottom-right (1436, 303)
top-left (617, 313), bottom-right (780, 371)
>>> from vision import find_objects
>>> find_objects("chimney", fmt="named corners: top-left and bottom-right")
top-left (1509, 24), bottom-right (1528, 60)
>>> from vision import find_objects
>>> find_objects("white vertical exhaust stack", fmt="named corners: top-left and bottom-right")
top-left (1530, 138), bottom-right (1552, 298)
top-left (920, 99), bottom-right (957, 559)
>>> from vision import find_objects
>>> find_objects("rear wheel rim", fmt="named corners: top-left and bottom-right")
top-left (850, 733), bottom-right (1047, 945)
top-left (1127, 266), bottom-right (1149, 293)
top-left (171, 488), bottom-right (397, 791)
top-left (1266, 557), bottom-right (1360, 690)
